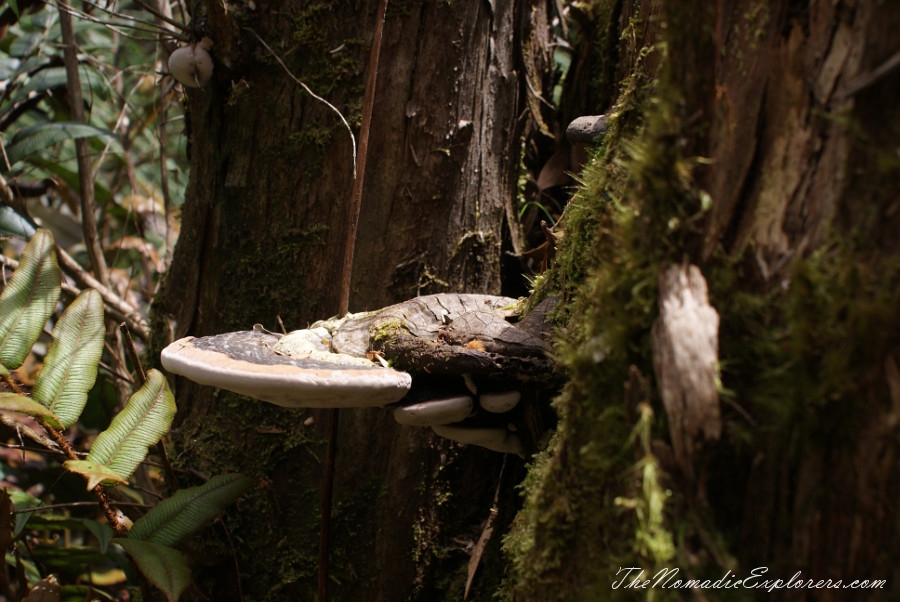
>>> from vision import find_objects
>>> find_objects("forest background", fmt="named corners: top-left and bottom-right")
top-left (0, 1), bottom-right (898, 601)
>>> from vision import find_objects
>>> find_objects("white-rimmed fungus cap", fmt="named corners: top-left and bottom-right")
top-left (161, 330), bottom-right (411, 408)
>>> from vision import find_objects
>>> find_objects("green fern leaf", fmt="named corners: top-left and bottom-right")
top-left (113, 539), bottom-right (191, 602)
top-left (62, 459), bottom-right (128, 490)
top-left (129, 474), bottom-right (252, 546)
top-left (6, 122), bottom-right (119, 166)
top-left (0, 229), bottom-right (61, 373)
top-left (85, 369), bottom-right (175, 481)
top-left (0, 392), bottom-right (60, 422)
top-left (33, 289), bottom-right (105, 428)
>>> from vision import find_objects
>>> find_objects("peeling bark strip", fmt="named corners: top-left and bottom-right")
top-left (651, 263), bottom-right (721, 479)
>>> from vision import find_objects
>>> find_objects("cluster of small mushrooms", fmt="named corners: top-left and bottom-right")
top-left (162, 294), bottom-right (555, 456)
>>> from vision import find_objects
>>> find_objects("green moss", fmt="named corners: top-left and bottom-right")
top-left (219, 224), bottom-right (329, 329)
top-left (500, 30), bottom-right (697, 599)
top-left (372, 318), bottom-right (406, 343)
top-left (710, 233), bottom-right (900, 441)
top-left (272, 124), bottom-right (337, 174)
top-left (720, 1), bottom-right (770, 74)
top-left (503, 0), bottom-right (900, 594)
top-left (577, 0), bottom-right (624, 112)
top-left (288, 3), bottom-right (367, 102)
top-left (171, 391), bottom-right (325, 601)
top-left (328, 478), bottom-right (388, 589)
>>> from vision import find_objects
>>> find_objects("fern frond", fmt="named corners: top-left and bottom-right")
top-left (129, 474), bottom-right (252, 546)
top-left (0, 229), bottom-right (61, 373)
top-left (33, 289), bottom-right (105, 428)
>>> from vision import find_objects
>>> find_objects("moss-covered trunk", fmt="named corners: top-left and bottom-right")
top-left (153, 1), bottom-right (555, 600)
top-left (504, 1), bottom-right (900, 601)
top-left (154, 0), bottom-right (900, 599)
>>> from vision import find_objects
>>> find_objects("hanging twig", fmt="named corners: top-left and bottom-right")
top-left (42, 422), bottom-right (129, 535)
top-left (247, 28), bottom-right (358, 179)
top-left (56, 0), bottom-right (111, 289)
top-left (318, 2), bottom-right (388, 601)
top-left (246, 6), bottom-right (386, 599)
top-left (54, 248), bottom-right (150, 339)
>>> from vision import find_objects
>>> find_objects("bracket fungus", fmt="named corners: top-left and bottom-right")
top-left (161, 293), bottom-right (559, 454)
top-left (161, 329), bottom-right (411, 408)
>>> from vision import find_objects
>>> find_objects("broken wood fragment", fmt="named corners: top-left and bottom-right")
top-left (651, 263), bottom-right (721, 480)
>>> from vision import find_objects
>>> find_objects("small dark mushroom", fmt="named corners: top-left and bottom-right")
top-left (393, 395), bottom-right (474, 426)
top-left (432, 424), bottom-right (525, 457)
top-left (565, 114), bottom-right (609, 144)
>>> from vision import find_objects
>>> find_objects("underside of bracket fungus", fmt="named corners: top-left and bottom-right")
top-left (161, 293), bottom-right (556, 454)
top-left (161, 329), bottom-right (412, 408)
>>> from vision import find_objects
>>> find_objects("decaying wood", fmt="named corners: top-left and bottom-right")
top-left (333, 293), bottom-right (556, 379)
top-left (651, 263), bottom-right (721, 480)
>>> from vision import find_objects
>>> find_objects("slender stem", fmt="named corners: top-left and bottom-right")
top-left (55, 248), bottom-right (150, 339)
top-left (337, 0), bottom-right (387, 317)
top-left (0, 414), bottom-right (58, 450)
top-left (319, 3), bottom-right (388, 601)
top-left (120, 323), bottom-right (147, 385)
top-left (43, 423), bottom-right (128, 535)
top-left (58, 0), bottom-right (136, 407)
top-left (56, 0), bottom-right (110, 288)
top-left (317, 407), bottom-right (339, 602)
top-left (11, 500), bottom-right (152, 514)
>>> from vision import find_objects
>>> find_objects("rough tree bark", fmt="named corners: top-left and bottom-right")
top-left (154, 0), bottom-right (900, 600)
top-left (504, 1), bottom-right (900, 601)
top-left (153, 1), bottom-right (560, 600)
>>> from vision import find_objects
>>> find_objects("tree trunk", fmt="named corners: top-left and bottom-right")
top-left (154, 0), bottom-right (900, 600)
top-left (153, 1), bottom-right (557, 600)
top-left (505, 1), bottom-right (900, 601)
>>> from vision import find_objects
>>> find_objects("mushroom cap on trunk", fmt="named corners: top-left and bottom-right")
top-left (161, 330), bottom-right (411, 408)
